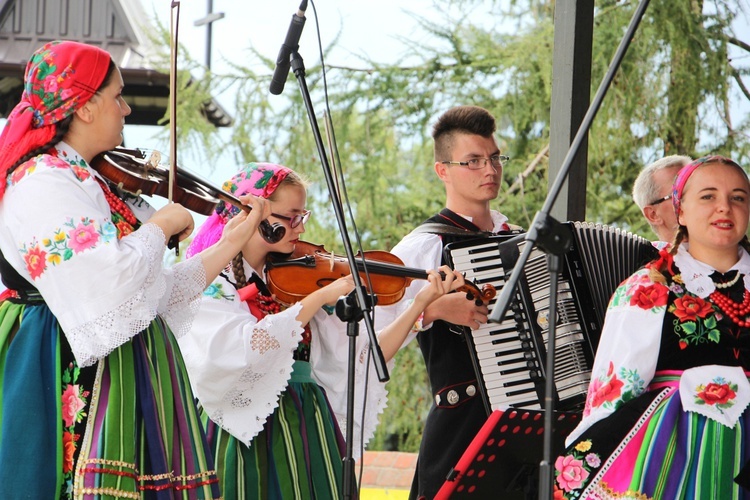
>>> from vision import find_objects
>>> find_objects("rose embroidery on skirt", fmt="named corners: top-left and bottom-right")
top-left (694, 377), bottom-right (738, 414)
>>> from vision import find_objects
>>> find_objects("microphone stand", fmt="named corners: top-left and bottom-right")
top-left (288, 49), bottom-right (389, 500)
top-left (487, 1), bottom-right (651, 498)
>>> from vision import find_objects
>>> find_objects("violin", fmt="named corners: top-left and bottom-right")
top-left (90, 147), bottom-right (285, 244)
top-left (265, 240), bottom-right (496, 306)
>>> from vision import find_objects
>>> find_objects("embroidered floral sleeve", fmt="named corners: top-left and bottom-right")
top-left (564, 268), bottom-right (666, 446)
top-left (176, 273), bottom-right (305, 445)
top-left (0, 151), bottom-right (173, 367)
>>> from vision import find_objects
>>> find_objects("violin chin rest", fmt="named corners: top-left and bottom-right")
top-left (261, 222), bottom-right (286, 244)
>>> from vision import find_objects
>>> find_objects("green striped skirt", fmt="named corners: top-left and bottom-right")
top-left (0, 299), bottom-right (221, 499)
top-left (204, 360), bottom-right (348, 499)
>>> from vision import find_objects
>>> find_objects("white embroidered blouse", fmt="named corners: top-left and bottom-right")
top-left (0, 142), bottom-right (208, 367)
top-left (565, 244), bottom-right (750, 445)
top-left (177, 262), bottom-right (389, 458)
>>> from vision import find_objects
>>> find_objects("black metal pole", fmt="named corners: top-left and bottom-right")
top-left (485, 2), bottom-right (652, 499)
top-left (288, 50), bottom-right (389, 500)
top-left (538, 254), bottom-right (561, 499)
top-left (489, 0), bottom-right (651, 326)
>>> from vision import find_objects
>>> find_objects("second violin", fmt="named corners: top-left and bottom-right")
top-left (266, 240), bottom-right (496, 306)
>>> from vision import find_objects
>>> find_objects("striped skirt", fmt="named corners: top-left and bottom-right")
top-left (205, 360), bottom-right (348, 500)
top-left (558, 372), bottom-right (750, 499)
top-left (0, 299), bottom-right (221, 499)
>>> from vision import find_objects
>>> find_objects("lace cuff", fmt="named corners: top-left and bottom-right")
top-left (160, 256), bottom-right (207, 339)
top-left (66, 224), bottom-right (166, 367)
top-left (201, 303), bottom-right (305, 445)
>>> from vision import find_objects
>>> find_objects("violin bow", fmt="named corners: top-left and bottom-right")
top-left (168, 1), bottom-right (181, 255)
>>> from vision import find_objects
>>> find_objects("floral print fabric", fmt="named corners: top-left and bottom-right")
top-left (0, 41), bottom-right (111, 199)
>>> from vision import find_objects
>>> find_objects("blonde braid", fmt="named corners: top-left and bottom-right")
top-left (231, 253), bottom-right (247, 288)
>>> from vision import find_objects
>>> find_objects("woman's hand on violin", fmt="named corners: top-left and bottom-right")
top-left (375, 266), bottom-right (467, 364)
top-left (197, 195), bottom-right (272, 286)
top-left (414, 266), bottom-right (465, 309)
top-left (293, 275), bottom-right (356, 327)
top-left (146, 203), bottom-right (194, 243)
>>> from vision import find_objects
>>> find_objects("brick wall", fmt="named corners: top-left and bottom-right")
top-left (361, 451), bottom-right (417, 490)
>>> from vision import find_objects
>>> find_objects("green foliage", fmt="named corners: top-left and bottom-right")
top-left (149, 0), bottom-right (750, 451)
top-left (368, 342), bottom-right (432, 451)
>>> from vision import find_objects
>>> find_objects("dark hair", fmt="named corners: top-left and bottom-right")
top-left (432, 105), bottom-right (497, 161)
top-left (7, 59), bottom-right (116, 175)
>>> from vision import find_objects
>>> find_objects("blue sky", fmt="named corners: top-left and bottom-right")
top-left (129, 0), bottom-right (461, 189)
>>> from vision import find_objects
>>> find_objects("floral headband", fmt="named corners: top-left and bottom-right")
top-left (0, 41), bottom-right (111, 199)
top-left (186, 162), bottom-right (292, 258)
top-left (672, 155), bottom-right (745, 217)
top-left (215, 162), bottom-right (292, 221)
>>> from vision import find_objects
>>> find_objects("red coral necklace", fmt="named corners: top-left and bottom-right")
top-left (709, 288), bottom-right (750, 328)
top-left (95, 177), bottom-right (138, 228)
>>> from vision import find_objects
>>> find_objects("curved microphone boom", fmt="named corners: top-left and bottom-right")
top-left (269, 0), bottom-right (308, 95)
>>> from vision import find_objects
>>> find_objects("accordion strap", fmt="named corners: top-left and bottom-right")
top-left (411, 222), bottom-right (524, 238)
top-left (410, 223), bottom-right (489, 238)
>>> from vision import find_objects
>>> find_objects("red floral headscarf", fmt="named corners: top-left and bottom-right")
top-left (0, 40), bottom-right (112, 199)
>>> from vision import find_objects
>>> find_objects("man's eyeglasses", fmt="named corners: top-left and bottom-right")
top-left (270, 210), bottom-right (311, 228)
top-left (440, 155), bottom-right (510, 170)
top-left (649, 194), bottom-right (672, 206)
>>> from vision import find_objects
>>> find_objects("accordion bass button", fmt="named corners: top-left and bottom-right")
top-left (466, 385), bottom-right (476, 397)
top-left (447, 390), bottom-right (460, 405)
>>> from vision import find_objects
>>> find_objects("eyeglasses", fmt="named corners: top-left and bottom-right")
top-left (649, 194), bottom-right (671, 206)
top-left (440, 155), bottom-right (510, 170)
top-left (270, 210), bottom-right (311, 228)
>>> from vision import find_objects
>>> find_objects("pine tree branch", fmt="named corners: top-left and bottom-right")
top-left (732, 67), bottom-right (750, 101)
top-left (727, 36), bottom-right (750, 55)
top-left (504, 143), bottom-right (550, 196)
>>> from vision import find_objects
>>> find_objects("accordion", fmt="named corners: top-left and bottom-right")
top-left (444, 221), bottom-right (658, 413)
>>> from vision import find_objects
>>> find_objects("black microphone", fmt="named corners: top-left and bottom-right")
top-left (269, 0), bottom-right (308, 95)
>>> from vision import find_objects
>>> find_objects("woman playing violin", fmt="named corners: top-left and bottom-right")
top-left (0, 40), bottom-right (266, 498)
top-left (180, 162), bottom-right (464, 499)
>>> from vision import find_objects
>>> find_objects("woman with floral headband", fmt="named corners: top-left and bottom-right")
top-left (554, 155), bottom-right (750, 499)
top-left (179, 162), bottom-right (464, 499)
top-left (0, 40), bottom-right (268, 498)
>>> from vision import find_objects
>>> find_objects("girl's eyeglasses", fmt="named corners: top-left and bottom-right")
top-left (270, 210), bottom-right (311, 228)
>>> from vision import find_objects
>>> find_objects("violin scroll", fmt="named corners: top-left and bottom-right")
top-left (458, 281), bottom-right (497, 305)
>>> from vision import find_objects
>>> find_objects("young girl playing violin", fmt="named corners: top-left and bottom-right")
top-left (179, 162), bottom-right (464, 499)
